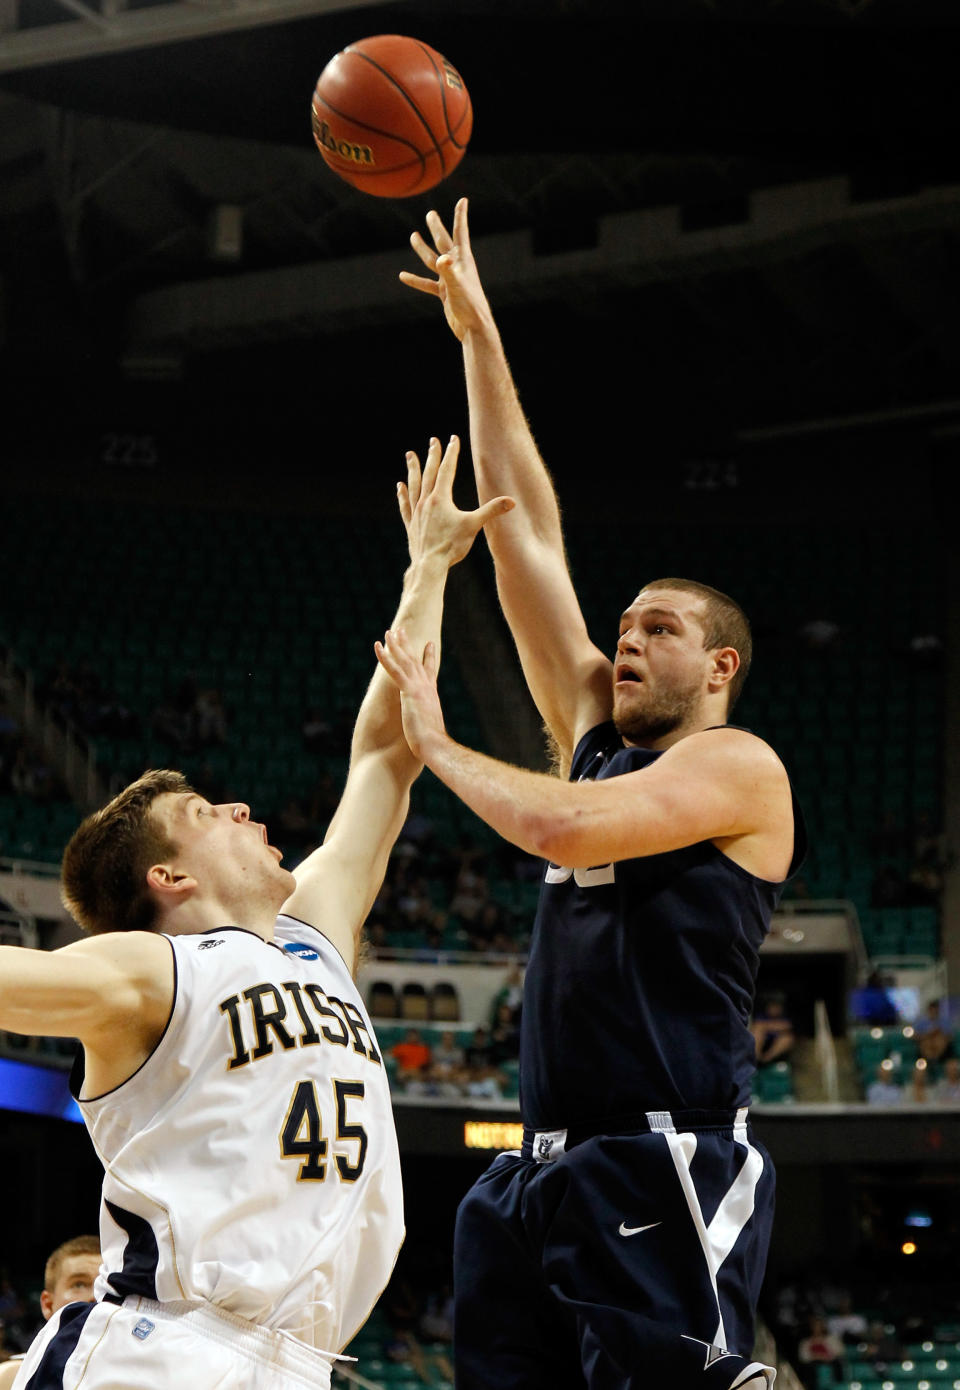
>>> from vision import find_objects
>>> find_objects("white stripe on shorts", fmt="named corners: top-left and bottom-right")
top-left (645, 1107), bottom-right (764, 1353)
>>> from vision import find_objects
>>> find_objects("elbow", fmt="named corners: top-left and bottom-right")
top-left (524, 807), bottom-right (584, 866)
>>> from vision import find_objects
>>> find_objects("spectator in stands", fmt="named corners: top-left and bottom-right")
top-left (750, 994), bottom-right (795, 1066)
top-left (466, 900), bottom-right (508, 953)
top-left (432, 1030), bottom-right (465, 1078)
top-left (906, 1063), bottom-right (931, 1103)
top-left (825, 1294), bottom-right (867, 1346)
top-left (856, 969), bottom-right (899, 1026)
top-left (464, 1026), bottom-right (492, 1071)
top-left (489, 1001), bottom-right (521, 1065)
top-left (464, 1060), bottom-right (506, 1102)
top-left (391, 1028), bottom-right (433, 1084)
top-left (933, 1056), bottom-right (960, 1103)
top-left (915, 1000), bottom-right (955, 1066)
top-left (866, 1063), bottom-right (902, 1105)
top-left (796, 1316), bottom-right (845, 1387)
top-left (490, 963), bottom-right (523, 1027)
top-left (449, 860), bottom-right (488, 930)
top-left (0, 1235), bottom-right (101, 1383)
top-left (863, 1320), bottom-right (902, 1369)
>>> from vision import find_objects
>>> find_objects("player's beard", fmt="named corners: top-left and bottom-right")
top-left (613, 674), bottom-right (701, 744)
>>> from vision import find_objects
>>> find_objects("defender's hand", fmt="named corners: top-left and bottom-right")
top-left (374, 628), bottom-right (446, 763)
top-left (398, 434), bottom-right (513, 566)
top-left (399, 199), bottom-right (492, 342)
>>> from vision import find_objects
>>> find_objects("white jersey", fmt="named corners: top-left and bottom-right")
top-left (74, 916), bottom-right (403, 1355)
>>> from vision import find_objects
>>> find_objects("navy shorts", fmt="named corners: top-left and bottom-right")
top-left (453, 1110), bottom-right (775, 1390)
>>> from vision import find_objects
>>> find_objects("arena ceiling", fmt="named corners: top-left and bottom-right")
top-left (1, 0), bottom-right (960, 439)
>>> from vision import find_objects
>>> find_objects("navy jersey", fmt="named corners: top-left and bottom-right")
top-left (519, 723), bottom-right (806, 1131)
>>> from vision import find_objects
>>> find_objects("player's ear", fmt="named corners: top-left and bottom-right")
top-left (708, 646), bottom-right (740, 693)
top-left (40, 1289), bottom-right (54, 1320)
top-left (146, 864), bottom-right (198, 900)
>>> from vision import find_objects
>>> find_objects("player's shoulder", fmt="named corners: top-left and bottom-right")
top-left (666, 725), bottom-right (789, 783)
top-left (56, 928), bottom-right (173, 971)
top-left (275, 914), bottom-right (354, 975)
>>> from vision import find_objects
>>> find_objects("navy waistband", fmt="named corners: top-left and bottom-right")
top-left (521, 1108), bottom-right (748, 1161)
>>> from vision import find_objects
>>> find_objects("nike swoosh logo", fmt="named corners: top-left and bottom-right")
top-left (618, 1221), bottom-right (661, 1237)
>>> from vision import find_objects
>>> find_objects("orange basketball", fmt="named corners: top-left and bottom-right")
top-left (311, 34), bottom-right (472, 198)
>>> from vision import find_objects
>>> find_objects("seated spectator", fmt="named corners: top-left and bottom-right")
top-left (490, 962), bottom-right (524, 1027)
top-left (450, 862), bottom-right (488, 925)
top-left (906, 1063), bottom-right (931, 1103)
top-left (797, 1316), bottom-right (845, 1387)
top-left (866, 1063), bottom-right (902, 1106)
top-left (464, 1026), bottom-right (492, 1071)
top-left (826, 1294), bottom-right (867, 1345)
top-left (468, 900), bottom-right (509, 953)
top-left (863, 1320), bottom-right (902, 1368)
top-left (854, 970), bottom-right (899, 1026)
top-left (431, 1030), bottom-right (465, 1079)
top-left (750, 995), bottom-right (795, 1066)
top-left (391, 1029), bottom-right (432, 1083)
top-left (464, 1061), bottom-right (506, 1102)
top-left (933, 1056), bottom-right (960, 1103)
top-left (915, 1000), bottom-right (955, 1066)
top-left (489, 1002), bottom-right (520, 1065)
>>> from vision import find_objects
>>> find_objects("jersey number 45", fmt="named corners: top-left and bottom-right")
top-left (279, 1079), bottom-right (367, 1183)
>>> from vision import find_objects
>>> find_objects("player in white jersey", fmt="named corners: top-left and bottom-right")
top-left (0, 439), bottom-right (513, 1390)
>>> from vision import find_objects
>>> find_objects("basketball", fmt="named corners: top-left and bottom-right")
top-left (311, 34), bottom-right (472, 198)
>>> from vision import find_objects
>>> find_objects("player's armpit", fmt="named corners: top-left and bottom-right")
top-left (538, 729), bottom-right (793, 876)
top-left (0, 930), bottom-right (174, 1046)
top-left (283, 747), bottom-right (413, 975)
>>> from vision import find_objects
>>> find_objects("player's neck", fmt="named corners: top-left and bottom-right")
top-left (158, 894), bottom-right (278, 942)
top-left (623, 710), bottom-right (729, 752)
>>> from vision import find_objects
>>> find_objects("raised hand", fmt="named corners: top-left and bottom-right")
top-left (399, 198), bottom-right (492, 342)
top-left (374, 627), bottom-right (445, 763)
top-left (398, 434), bottom-right (514, 567)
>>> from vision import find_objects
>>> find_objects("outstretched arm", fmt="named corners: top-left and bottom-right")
top-left (401, 199), bottom-right (612, 767)
top-left (375, 628), bottom-right (795, 880)
top-left (283, 437), bottom-right (512, 971)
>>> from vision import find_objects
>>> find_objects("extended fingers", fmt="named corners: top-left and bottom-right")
top-left (435, 435), bottom-right (461, 496)
top-left (425, 210), bottom-right (454, 254)
top-left (419, 436), bottom-right (443, 498)
top-left (452, 197), bottom-right (471, 252)
top-left (398, 269), bottom-right (442, 297)
top-left (408, 230), bottom-right (438, 271)
top-left (405, 450), bottom-right (422, 511)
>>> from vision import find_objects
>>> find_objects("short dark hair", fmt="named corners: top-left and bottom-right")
top-left (641, 577), bottom-right (753, 713)
top-left (44, 1234), bottom-right (100, 1292)
top-left (61, 770), bottom-right (192, 935)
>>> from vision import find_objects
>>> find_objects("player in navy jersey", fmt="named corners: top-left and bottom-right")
top-left (390, 202), bottom-right (806, 1390)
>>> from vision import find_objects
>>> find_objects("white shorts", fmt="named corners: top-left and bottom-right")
top-left (13, 1296), bottom-right (340, 1390)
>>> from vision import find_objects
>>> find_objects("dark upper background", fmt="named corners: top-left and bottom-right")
top-left (1, 0), bottom-right (959, 515)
